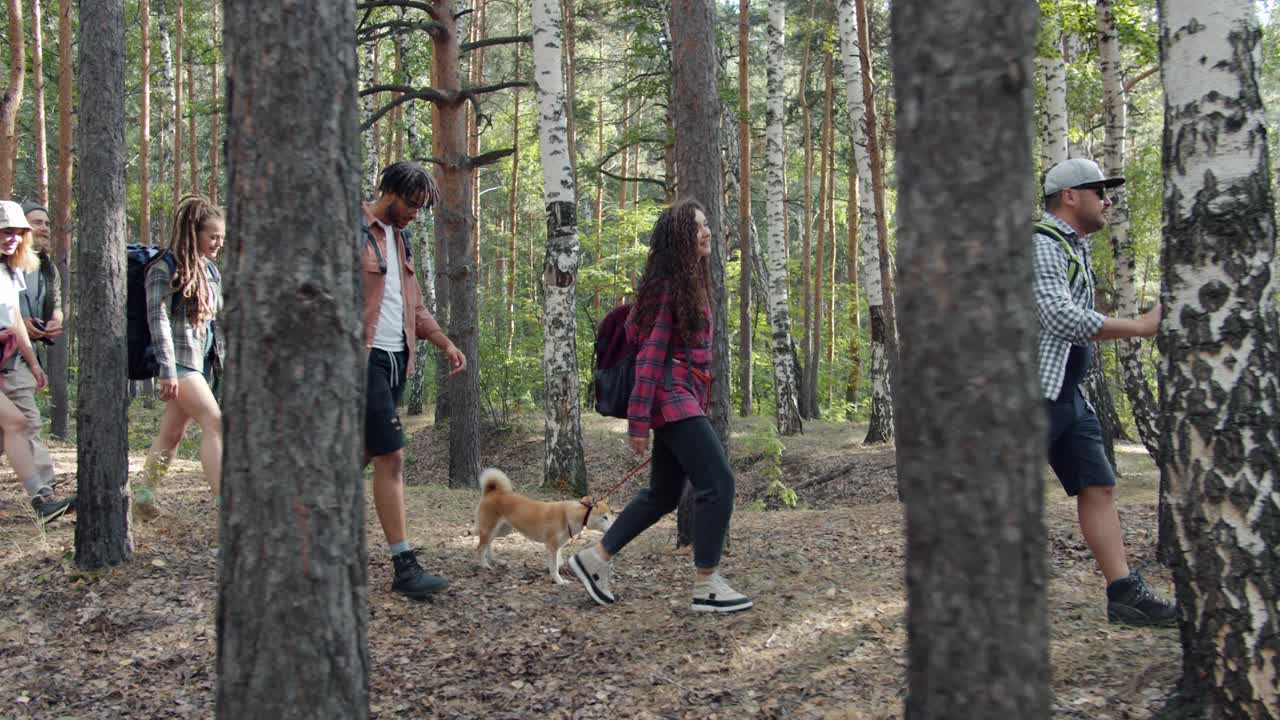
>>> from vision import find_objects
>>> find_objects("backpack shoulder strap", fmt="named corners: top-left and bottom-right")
top-left (360, 216), bottom-right (388, 274)
top-left (1034, 221), bottom-right (1082, 286)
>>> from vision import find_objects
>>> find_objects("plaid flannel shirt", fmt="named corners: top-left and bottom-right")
top-left (146, 257), bottom-right (223, 379)
top-left (625, 287), bottom-right (712, 438)
top-left (1033, 212), bottom-right (1105, 400)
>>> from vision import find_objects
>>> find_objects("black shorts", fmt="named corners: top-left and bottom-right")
top-left (366, 348), bottom-right (408, 458)
top-left (1045, 387), bottom-right (1116, 497)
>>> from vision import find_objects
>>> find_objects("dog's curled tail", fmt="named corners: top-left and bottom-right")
top-left (479, 467), bottom-right (513, 495)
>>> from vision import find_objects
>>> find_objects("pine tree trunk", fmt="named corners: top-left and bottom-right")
top-left (561, 0), bottom-right (576, 177)
top-left (532, 0), bottom-right (588, 496)
top-left (891, 0), bottom-right (1050, 714)
top-left (736, 0), bottom-right (752, 417)
top-left (31, 0), bottom-right (49, 204)
top-left (432, 0), bottom-right (481, 488)
top-left (74, 0), bottom-right (133, 572)
top-left (721, 98), bottom-right (759, 419)
top-left (218, 1), bottom-right (368, 715)
top-left (798, 0), bottom-right (815, 419)
top-left (0, 0), bottom-right (25, 197)
top-left (507, 11), bottom-right (521, 356)
top-left (207, 1), bottom-right (219, 203)
top-left (174, 0), bottom-right (184, 202)
top-left (766, 0), bottom-right (802, 436)
top-left (49, 0), bottom-right (72, 439)
top-left (139, 0), bottom-right (151, 244)
top-left (187, 59), bottom-right (196, 194)
top-left (1156, 3), bottom-right (1280, 716)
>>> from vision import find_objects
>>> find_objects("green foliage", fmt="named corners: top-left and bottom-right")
top-left (739, 424), bottom-right (796, 509)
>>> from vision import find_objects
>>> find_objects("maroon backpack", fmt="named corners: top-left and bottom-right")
top-left (592, 303), bottom-right (672, 418)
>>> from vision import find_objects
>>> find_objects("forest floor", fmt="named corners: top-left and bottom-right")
top-left (0, 410), bottom-right (1181, 719)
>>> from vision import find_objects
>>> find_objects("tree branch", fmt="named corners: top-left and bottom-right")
top-left (362, 88), bottom-right (452, 131)
top-left (471, 149), bottom-right (516, 168)
top-left (596, 137), bottom-right (666, 167)
top-left (454, 8), bottom-right (474, 21)
top-left (356, 1), bottom-right (435, 17)
top-left (1123, 66), bottom-right (1157, 94)
top-left (466, 80), bottom-right (530, 97)
top-left (461, 34), bottom-right (532, 53)
top-left (358, 20), bottom-right (444, 41)
top-left (596, 167), bottom-right (668, 190)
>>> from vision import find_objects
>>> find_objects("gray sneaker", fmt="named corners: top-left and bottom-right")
top-left (691, 573), bottom-right (753, 613)
top-left (32, 493), bottom-right (75, 523)
top-left (570, 547), bottom-right (615, 605)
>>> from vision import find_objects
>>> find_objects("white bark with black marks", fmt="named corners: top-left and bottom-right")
top-left (532, 0), bottom-right (588, 495)
top-left (766, 0), bottom-right (802, 436)
top-left (1157, 2), bottom-right (1280, 717)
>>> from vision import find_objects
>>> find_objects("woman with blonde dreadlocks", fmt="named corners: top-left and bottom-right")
top-left (133, 196), bottom-right (225, 521)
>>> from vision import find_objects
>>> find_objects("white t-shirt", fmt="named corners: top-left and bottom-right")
top-left (371, 221), bottom-right (406, 352)
top-left (0, 266), bottom-right (27, 330)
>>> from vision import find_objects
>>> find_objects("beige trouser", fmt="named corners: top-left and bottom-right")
top-left (0, 361), bottom-right (57, 499)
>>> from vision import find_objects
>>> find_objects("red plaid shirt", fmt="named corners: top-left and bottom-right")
top-left (625, 288), bottom-right (712, 438)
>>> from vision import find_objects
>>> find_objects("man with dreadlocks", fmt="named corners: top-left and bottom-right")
top-left (362, 161), bottom-right (466, 599)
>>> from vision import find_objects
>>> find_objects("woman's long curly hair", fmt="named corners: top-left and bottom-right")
top-left (631, 198), bottom-right (709, 343)
top-left (165, 195), bottom-right (222, 326)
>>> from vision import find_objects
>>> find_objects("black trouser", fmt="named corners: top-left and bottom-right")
top-left (601, 415), bottom-right (735, 569)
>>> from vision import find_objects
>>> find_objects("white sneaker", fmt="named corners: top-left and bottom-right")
top-left (691, 573), bottom-right (753, 613)
top-left (570, 547), bottom-right (615, 606)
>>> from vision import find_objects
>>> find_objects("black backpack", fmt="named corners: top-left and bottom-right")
top-left (126, 244), bottom-right (177, 380)
top-left (591, 303), bottom-right (672, 418)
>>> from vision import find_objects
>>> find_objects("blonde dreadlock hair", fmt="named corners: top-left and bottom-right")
top-left (165, 195), bottom-right (222, 326)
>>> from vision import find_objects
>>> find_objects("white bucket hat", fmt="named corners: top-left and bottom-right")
top-left (0, 200), bottom-right (32, 230)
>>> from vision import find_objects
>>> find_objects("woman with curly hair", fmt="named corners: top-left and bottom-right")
top-left (571, 198), bottom-right (752, 613)
top-left (133, 195), bottom-right (225, 520)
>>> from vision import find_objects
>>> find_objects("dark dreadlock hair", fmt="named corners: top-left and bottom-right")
top-left (165, 195), bottom-right (222, 326)
top-left (630, 198), bottom-right (710, 344)
top-left (378, 161), bottom-right (442, 209)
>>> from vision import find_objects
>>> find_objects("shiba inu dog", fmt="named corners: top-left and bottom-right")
top-left (475, 468), bottom-right (615, 584)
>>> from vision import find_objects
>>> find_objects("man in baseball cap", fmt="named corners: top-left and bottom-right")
top-left (1032, 158), bottom-right (1173, 627)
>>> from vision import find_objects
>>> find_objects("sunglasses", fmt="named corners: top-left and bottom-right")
top-left (1075, 186), bottom-right (1115, 204)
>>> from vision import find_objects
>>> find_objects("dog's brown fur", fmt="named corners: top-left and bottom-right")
top-left (475, 468), bottom-right (615, 584)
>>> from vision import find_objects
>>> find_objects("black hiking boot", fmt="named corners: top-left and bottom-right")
top-left (31, 493), bottom-right (75, 523)
top-left (391, 550), bottom-right (449, 599)
top-left (1106, 572), bottom-right (1177, 627)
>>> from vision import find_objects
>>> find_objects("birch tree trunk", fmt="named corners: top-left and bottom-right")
top-left (1098, 0), bottom-right (1159, 458)
top-left (49, 0), bottom-right (71, 438)
top-left (404, 94), bottom-right (435, 417)
top-left (1157, 2), bottom-right (1280, 717)
top-left (219, 0), bottom-right (368, 714)
top-left (1036, 31), bottom-right (1069, 169)
top-left (838, 0), bottom-right (872, 418)
top-left (532, 0), bottom-right (588, 496)
top-left (766, 0), bottom-right (802, 436)
top-left (31, 0), bottom-right (48, 204)
top-left (361, 42), bottom-right (379, 196)
top-left (891, 0), bottom-right (1050, 714)
top-left (0, 0), bottom-right (25, 197)
top-left (154, 0), bottom-right (176, 230)
top-left (74, 0), bottom-right (132, 571)
top-left (507, 8), bottom-right (521, 355)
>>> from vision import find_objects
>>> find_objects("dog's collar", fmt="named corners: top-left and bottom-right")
top-left (571, 500), bottom-right (595, 538)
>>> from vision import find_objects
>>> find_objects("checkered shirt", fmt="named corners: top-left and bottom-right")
top-left (625, 287), bottom-right (712, 438)
top-left (1033, 212), bottom-right (1105, 400)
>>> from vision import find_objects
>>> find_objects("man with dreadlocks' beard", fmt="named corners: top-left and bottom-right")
top-left (134, 195), bottom-right (226, 521)
top-left (570, 199), bottom-right (753, 613)
top-left (361, 162), bottom-right (466, 599)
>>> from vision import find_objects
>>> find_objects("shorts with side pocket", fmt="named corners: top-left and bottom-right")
top-left (366, 348), bottom-right (408, 458)
top-left (1045, 387), bottom-right (1116, 497)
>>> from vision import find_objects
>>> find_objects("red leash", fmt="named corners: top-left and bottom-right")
top-left (600, 456), bottom-right (651, 500)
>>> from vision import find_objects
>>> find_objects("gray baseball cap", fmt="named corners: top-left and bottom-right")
top-left (1043, 158), bottom-right (1125, 196)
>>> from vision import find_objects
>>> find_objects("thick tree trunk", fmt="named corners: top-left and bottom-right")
top-left (217, 1), bottom-right (368, 716)
top-left (765, 0), bottom-right (802, 436)
top-left (0, 0), bottom-right (25, 197)
top-left (74, 0), bottom-right (132, 571)
top-left (49, 0), bottom-right (72, 439)
top-left (857, 0), bottom-right (897, 445)
top-left (1156, 3), bottom-right (1280, 717)
top-left (432, 0), bottom-right (481, 487)
top-left (737, 0), bottom-right (752, 417)
top-left (891, 0), bottom-right (1050, 715)
top-left (532, 0), bottom-right (588, 496)
top-left (31, 0), bottom-right (48, 204)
